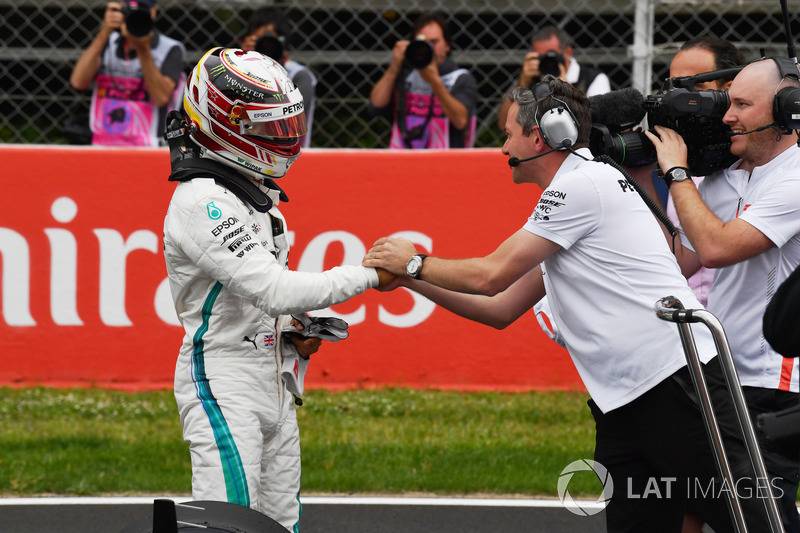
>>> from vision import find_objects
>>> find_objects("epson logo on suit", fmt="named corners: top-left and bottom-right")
top-left (211, 217), bottom-right (240, 237)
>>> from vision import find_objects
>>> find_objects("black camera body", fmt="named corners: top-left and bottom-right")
top-left (590, 81), bottom-right (736, 176)
top-left (255, 32), bottom-right (285, 63)
top-left (120, 1), bottom-right (154, 38)
top-left (647, 88), bottom-right (736, 175)
top-left (539, 50), bottom-right (566, 78)
top-left (405, 38), bottom-right (434, 69)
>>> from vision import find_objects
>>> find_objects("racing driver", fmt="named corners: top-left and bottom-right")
top-left (162, 47), bottom-right (392, 531)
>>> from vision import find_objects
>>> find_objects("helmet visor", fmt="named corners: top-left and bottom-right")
top-left (240, 113), bottom-right (308, 139)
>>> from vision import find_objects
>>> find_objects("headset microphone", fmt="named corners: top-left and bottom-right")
top-left (507, 146), bottom-right (562, 167)
top-left (728, 123), bottom-right (780, 136)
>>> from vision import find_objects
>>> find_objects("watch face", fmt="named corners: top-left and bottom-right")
top-left (406, 256), bottom-right (421, 277)
top-left (671, 168), bottom-right (689, 181)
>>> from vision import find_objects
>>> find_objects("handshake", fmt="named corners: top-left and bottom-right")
top-left (364, 236), bottom-right (424, 290)
top-left (281, 238), bottom-right (421, 400)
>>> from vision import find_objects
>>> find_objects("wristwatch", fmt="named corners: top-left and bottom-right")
top-left (406, 254), bottom-right (428, 279)
top-left (663, 166), bottom-right (691, 188)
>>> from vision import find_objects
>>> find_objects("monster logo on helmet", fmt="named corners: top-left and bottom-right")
top-left (183, 47), bottom-right (307, 179)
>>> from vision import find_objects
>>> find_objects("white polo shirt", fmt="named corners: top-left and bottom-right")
top-left (565, 57), bottom-right (611, 97)
top-left (524, 149), bottom-right (717, 413)
top-left (684, 145), bottom-right (800, 392)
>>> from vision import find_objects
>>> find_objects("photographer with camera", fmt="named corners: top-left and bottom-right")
top-left (369, 12), bottom-right (477, 149)
top-left (239, 6), bottom-right (316, 148)
top-left (496, 25), bottom-right (610, 131)
top-left (644, 58), bottom-right (800, 532)
top-left (70, 0), bottom-right (185, 146)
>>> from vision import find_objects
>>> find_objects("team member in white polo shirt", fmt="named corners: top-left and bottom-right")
top-left (364, 76), bottom-right (769, 532)
top-left (646, 57), bottom-right (800, 532)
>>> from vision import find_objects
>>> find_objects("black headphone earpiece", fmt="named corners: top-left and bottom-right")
top-left (531, 81), bottom-right (580, 149)
top-left (774, 88), bottom-right (800, 130)
top-left (770, 57), bottom-right (800, 130)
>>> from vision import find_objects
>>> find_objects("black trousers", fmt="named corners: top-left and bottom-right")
top-left (589, 358), bottom-right (771, 533)
top-left (744, 386), bottom-right (800, 533)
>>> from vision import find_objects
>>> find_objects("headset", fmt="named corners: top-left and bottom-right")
top-left (770, 56), bottom-right (800, 131)
top-left (532, 80), bottom-right (580, 149)
top-left (508, 80), bottom-right (582, 167)
top-left (770, 0), bottom-right (800, 132)
top-left (509, 81), bottom-right (678, 242)
top-left (723, 56), bottom-right (800, 139)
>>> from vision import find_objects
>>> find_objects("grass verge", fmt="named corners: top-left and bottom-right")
top-left (0, 387), bottom-right (598, 497)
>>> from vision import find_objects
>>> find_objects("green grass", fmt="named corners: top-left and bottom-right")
top-left (0, 388), bottom-right (186, 495)
top-left (0, 387), bottom-right (598, 497)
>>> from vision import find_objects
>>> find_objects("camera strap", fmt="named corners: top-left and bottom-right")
top-left (105, 33), bottom-right (147, 96)
top-left (396, 69), bottom-right (436, 148)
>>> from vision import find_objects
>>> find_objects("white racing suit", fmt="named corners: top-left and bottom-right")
top-left (163, 176), bottom-right (377, 531)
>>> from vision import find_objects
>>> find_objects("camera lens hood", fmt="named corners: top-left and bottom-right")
top-left (125, 7), bottom-right (153, 38)
top-left (405, 39), bottom-right (434, 70)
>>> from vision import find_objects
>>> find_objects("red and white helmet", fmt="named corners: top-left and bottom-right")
top-left (183, 47), bottom-right (307, 179)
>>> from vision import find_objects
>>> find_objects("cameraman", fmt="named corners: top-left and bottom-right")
top-left (664, 36), bottom-right (746, 306)
top-left (368, 12), bottom-right (477, 149)
top-left (646, 58), bottom-right (800, 532)
top-left (496, 25), bottom-right (610, 130)
top-left (70, 0), bottom-right (185, 146)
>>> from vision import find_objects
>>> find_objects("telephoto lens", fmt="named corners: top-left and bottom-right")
top-left (405, 38), bottom-right (434, 69)
top-left (123, 3), bottom-right (154, 38)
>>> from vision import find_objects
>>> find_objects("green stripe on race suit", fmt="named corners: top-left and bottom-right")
top-left (191, 281), bottom-right (250, 507)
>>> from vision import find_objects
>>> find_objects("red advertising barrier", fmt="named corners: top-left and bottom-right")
top-left (0, 145), bottom-right (580, 391)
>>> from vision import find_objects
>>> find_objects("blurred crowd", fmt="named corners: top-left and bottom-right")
top-left (68, 3), bottom-right (615, 149)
